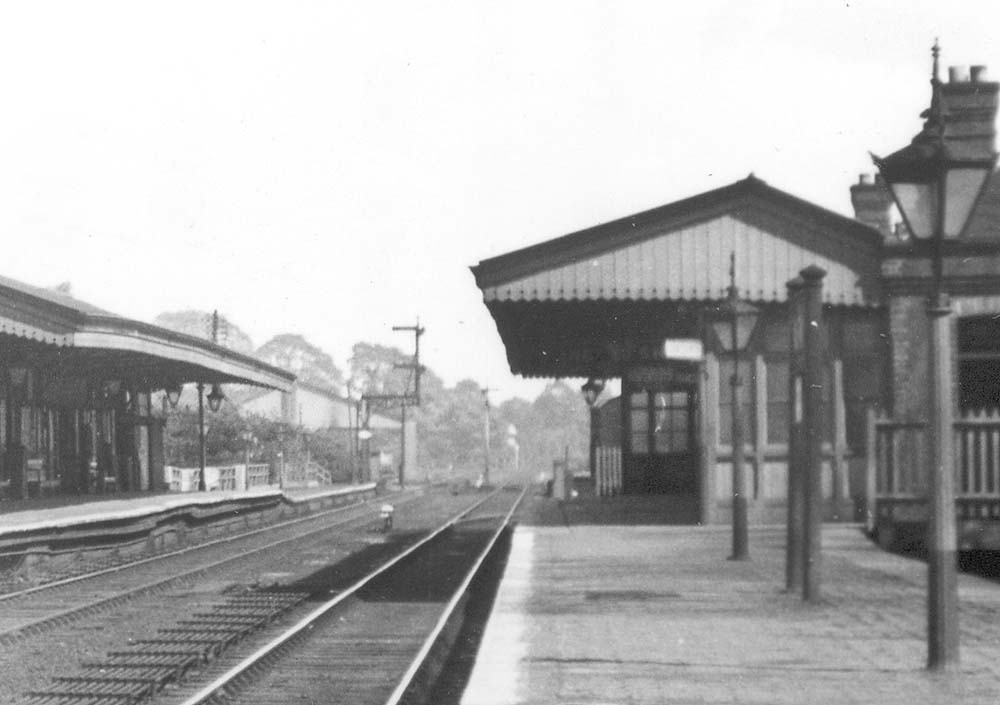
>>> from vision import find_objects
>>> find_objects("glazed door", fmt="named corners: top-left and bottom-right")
top-left (626, 388), bottom-right (698, 494)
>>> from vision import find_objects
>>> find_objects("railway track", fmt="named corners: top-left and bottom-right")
top-left (0, 490), bottom-right (412, 601)
top-left (0, 490), bottom-right (421, 644)
top-left (20, 485), bottom-right (524, 705)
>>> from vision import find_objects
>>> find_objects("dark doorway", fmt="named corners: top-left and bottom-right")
top-left (623, 386), bottom-right (698, 494)
top-left (958, 316), bottom-right (1000, 412)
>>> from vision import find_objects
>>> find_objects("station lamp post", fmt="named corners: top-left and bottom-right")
top-left (710, 252), bottom-right (759, 561)
top-left (581, 378), bottom-right (605, 484)
top-left (241, 429), bottom-right (256, 478)
top-left (196, 383), bottom-right (207, 491)
top-left (873, 42), bottom-right (997, 670)
top-left (196, 383), bottom-right (226, 491)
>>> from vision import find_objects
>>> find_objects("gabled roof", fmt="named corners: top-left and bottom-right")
top-left (471, 175), bottom-right (881, 290)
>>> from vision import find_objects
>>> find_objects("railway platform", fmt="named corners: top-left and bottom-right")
top-left (0, 483), bottom-right (377, 534)
top-left (0, 483), bottom-right (381, 572)
top-left (462, 490), bottom-right (1000, 705)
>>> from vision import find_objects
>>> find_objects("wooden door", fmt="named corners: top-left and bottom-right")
top-left (625, 387), bottom-right (698, 494)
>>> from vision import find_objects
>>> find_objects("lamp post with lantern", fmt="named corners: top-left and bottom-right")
top-left (581, 377), bottom-right (605, 486)
top-left (710, 252), bottom-right (760, 561)
top-left (195, 382), bottom-right (226, 491)
top-left (873, 42), bottom-right (997, 670)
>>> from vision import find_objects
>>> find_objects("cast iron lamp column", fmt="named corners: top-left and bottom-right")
top-left (195, 382), bottom-right (226, 492)
top-left (711, 253), bottom-right (760, 561)
top-left (582, 378), bottom-right (606, 486)
top-left (874, 42), bottom-right (997, 670)
top-left (196, 383), bottom-right (206, 491)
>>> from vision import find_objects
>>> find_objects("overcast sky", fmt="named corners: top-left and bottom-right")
top-left (1, 1), bottom-right (998, 400)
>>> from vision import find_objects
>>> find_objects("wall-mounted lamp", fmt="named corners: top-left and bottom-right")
top-left (581, 378), bottom-right (606, 407)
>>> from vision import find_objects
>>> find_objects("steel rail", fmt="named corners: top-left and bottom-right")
top-left (0, 488), bottom-right (412, 604)
top-left (0, 491), bottom-right (424, 644)
top-left (175, 487), bottom-right (510, 705)
top-left (383, 485), bottom-right (526, 705)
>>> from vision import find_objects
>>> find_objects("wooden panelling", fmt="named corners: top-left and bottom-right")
top-left (483, 215), bottom-right (879, 307)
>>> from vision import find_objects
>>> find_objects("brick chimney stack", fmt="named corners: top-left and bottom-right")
top-left (850, 173), bottom-right (894, 237)
top-left (940, 64), bottom-right (999, 161)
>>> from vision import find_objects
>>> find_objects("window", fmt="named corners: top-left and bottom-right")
top-left (629, 392), bottom-right (649, 454)
top-left (653, 392), bottom-right (690, 453)
top-left (841, 316), bottom-right (887, 452)
top-left (959, 316), bottom-right (1000, 413)
top-left (630, 390), bottom-right (691, 455)
top-left (766, 360), bottom-right (790, 444)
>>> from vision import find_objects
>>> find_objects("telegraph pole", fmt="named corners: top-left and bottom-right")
top-left (363, 322), bottom-right (425, 487)
top-left (481, 387), bottom-right (493, 486)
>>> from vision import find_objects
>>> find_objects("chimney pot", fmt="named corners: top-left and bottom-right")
top-left (971, 65), bottom-right (988, 83)
top-left (859, 173), bottom-right (873, 185)
top-left (949, 65), bottom-right (970, 83)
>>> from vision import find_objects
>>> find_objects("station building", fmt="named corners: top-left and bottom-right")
top-left (473, 174), bottom-right (886, 525)
top-left (472, 61), bottom-right (1000, 530)
top-left (0, 275), bottom-right (294, 499)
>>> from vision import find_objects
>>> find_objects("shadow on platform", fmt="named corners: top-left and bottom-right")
top-left (520, 483), bottom-right (700, 527)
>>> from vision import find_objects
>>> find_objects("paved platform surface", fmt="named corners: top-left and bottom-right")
top-left (462, 493), bottom-right (1000, 704)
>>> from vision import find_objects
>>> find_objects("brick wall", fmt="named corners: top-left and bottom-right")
top-left (888, 292), bottom-right (1000, 420)
top-left (889, 295), bottom-right (931, 419)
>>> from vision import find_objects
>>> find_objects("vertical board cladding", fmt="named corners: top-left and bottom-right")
top-left (482, 215), bottom-right (878, 306)
top-left (762, 462), bottom-right (788, 500)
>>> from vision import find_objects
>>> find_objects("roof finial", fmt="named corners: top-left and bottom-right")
top-left (932, 38), bottom-right (940, 83)
top-left (925, 39), bottom-right (944, 132)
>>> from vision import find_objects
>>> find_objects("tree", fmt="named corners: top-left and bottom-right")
top-left (348, 342), bottom-right (413, 401)
top-left (154, 310), bottom-right (255, 354)
top-left (256, 334), bottom-right (345, 390)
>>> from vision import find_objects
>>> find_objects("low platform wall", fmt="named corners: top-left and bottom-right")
top-left (0, 483), bottom-right (381, 576)
top-left (875, 497), bottom-right (1000, 552)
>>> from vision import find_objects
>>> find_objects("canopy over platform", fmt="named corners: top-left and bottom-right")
top-left (471, 175), bottom-right (883, 378)
top-left (0, 275), bottom-right (294, 394)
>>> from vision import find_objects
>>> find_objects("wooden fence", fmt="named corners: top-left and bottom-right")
top-left (596, 445), bottom-right (622, 497)
top-left (868, 408), bottom-right (1000, 530)
top-left (168, 463), bottom-right (274, 492)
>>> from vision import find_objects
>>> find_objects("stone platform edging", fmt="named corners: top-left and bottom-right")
top-left (0, 483), bottom-right (380, 576)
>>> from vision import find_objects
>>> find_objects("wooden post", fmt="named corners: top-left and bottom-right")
top-left (785, 276), bottom-right (805, 593)
top-left (754, 354), bottom-right (767, 515)
top-left (400, 403), bottom-right (408, 488)
top-left (801, 265), bottom-right (826, 602)
top-left (729, 263), bottom-right (749, 561)
top-left (865, 407), bottom-right (877, 534)
top-left (589, 406), bottom-right (598, 489)
top-left (832, 358), bottom-right (850, 519)
top-left (244, 436), bottom-right (252, 491)
top-left (699, 356), bottom-right (716, 525)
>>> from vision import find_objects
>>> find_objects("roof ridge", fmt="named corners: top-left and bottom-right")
top-left (471, 176), bottom-right (880, 288)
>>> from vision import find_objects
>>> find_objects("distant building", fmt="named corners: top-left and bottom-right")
top-left (234, 381), bottom-right (402, 484)
top-left (235, 380), bottom-right (400, 433)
